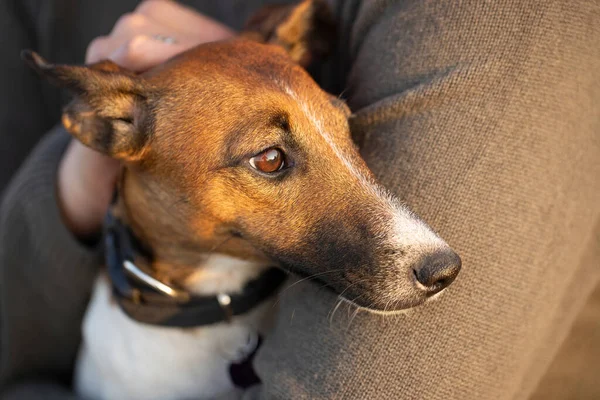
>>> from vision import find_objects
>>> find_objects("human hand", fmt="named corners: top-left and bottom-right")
top-left (58, 0), bottom-right (235, 238)
top-left (85, 0), bottom-right (234, 70)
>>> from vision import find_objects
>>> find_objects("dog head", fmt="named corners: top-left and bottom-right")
top-left (23, 0), bottom-right (460, 312)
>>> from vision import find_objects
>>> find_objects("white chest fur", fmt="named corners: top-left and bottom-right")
top-left (74, 255), bottom-right (275, 400)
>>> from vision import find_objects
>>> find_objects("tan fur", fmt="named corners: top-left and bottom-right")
top-left (23, 0), bottom-right (459, 316)
top-left (23, 2), bottom-right (462, 398)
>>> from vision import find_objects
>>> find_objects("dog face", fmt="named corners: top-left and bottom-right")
top-left (24, 0), bottom-right (460, 312)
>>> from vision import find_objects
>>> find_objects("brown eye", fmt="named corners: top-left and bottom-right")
top-left (249, 148), bottom-right (285, 173)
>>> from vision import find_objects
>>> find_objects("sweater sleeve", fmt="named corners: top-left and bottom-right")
top-left (252, 0), bottom-right (600, 399)
top-left (0, 126), bottom-right (101, 392)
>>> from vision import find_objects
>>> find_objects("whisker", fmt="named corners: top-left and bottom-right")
top-left (382, 299), bottom-right (393, 323)
top-left (283, 269), bottom-right (343, 293)
top-left (337, 87), bottom-right (349, 100)
top-left (346, 307), bottom-right (360, 332)
top-left (328, 278), bottom-right (369, 326)
top-left (344, 293), bottom-right (365, 331)
top-left (207, 235), bottom-right (233, 254)
top-left (385, 299), bottom-right (391, 313)
top-left (190, 236), bottom-right (235, 268)
top-left (337, 277), bottom-right (368, 299)
top-left (328, 299), bottom-right (344, 326)
top-left (272, 269), bottom-right (343, 309)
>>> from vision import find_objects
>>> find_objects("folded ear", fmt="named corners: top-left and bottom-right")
top-left (242, 0), bottom-right (336, 67)
top-left (22, 50), bottom-right (151, 161)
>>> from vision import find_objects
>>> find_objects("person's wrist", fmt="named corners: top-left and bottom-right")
top-left (57, 141), bottom-right (119, 239)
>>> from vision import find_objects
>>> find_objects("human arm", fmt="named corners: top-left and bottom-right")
top-left (0, 127), bottom-right (100, 397)
top-left (252, 0), bottom-right (600, 398)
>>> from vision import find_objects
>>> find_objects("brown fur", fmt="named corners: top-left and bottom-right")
top-left (22, 0), bottom-right (460, 311)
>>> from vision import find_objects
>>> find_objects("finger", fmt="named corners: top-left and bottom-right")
top-left (110, 12), bottom-right (154, 39)
top-left (86, 36), bottom-right (115, 63)
top-left (88, 14), bottom-right (177, 64)
top-left (109, 12), bottom-right (179, 42)
top-left (136, 0), bottom-right (234, 40)
top-left (108, 34), bottom-right (192, 72)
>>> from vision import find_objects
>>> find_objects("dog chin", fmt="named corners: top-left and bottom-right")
top-left (339, 289), bottom-right (447, 315)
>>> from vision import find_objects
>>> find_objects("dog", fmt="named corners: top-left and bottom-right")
top-left (23, 1), bottom-right (461, 399)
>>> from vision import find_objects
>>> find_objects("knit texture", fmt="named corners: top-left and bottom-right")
top-left (0, 127), bottom-right (101, 387)
top-left (0, 0), bottom-right (598, 399)
top-left (254, 0), bottom-right (600, 399)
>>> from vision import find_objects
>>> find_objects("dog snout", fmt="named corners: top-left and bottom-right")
top-left (413, 249), bottom-right (461, 295)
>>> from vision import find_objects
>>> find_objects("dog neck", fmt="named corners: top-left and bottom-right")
top-left (112, 172), bottom-right (271, 297)
top-left (181, 254), bottom-right (271, 296)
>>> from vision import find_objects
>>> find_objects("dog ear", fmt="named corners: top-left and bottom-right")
top-left (22, 50), bottom-right (151, 161)
top-left (242, 0), bottom-right (336, 66)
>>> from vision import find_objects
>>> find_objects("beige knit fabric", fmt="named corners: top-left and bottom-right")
top-left (253, 0), bottom-right (600, 398)
top-left (532, 284), bottom-right (600, 400)
top-left (0, 0), bottom-right (598, 399)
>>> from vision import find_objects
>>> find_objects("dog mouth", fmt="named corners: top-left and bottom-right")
top-left (338, 289), bottom-right (448, 314)
top-left (336, 290), bottom-right (434, 313)
top-left (239, 215), bottom-right (461, 314)
top-left (280, 263), bottom-right (451, 313)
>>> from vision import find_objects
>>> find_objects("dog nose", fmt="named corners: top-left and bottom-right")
top-left (413, 249), bottom-right (461, 295)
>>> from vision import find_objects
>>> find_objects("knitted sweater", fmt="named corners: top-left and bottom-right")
top-left (1, 0), bottom-right (599, 399)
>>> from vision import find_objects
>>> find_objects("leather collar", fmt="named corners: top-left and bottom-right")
top-left (104, 211), bottom-right (286, 328)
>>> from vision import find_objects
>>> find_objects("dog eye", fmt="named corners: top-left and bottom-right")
top-left (249, 148), bottom-right (285, 173)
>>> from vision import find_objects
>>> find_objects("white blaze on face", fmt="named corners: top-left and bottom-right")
top-left (280, 83), bottom-right (449, 261)
top-left (389, 203), bottom-right (448, 254)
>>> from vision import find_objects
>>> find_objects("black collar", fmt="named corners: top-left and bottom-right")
top-left (104, 211), bottom-right (286, 328)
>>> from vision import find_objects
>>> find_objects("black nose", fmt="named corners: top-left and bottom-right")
top-left (413, 249), bottom-right (461, 295)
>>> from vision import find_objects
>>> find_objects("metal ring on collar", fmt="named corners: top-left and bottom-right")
top-left (123, 260), bottom-right (190, 302)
